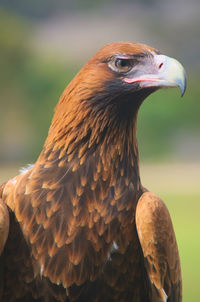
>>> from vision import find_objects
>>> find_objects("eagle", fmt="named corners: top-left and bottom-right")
top-left (0, 42), bottom-right (186, 302)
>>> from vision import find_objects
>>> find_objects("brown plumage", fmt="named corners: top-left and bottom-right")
top-left (0, 42), bottom-right (186, 302)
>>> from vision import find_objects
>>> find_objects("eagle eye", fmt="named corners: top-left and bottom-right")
top-left (108, 57), bottom-right (135, 73)
top-left (115, 58), bottom-right (133, 71)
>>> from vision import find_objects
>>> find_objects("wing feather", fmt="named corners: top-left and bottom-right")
top-left (136, 191), bottom-right (182, 302)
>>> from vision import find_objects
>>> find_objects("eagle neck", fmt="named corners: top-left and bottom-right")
top-left (37, 91), bottom-right (143, 206)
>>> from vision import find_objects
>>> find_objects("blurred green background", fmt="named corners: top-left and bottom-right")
top-left (0, 1), bottom-right (199, 301)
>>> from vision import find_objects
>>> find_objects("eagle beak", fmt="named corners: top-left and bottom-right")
top-left (124, 54), bottom-right (187, 97)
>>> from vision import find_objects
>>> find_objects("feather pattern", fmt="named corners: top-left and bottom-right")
top-left (0, 42), bottom-right (185, 301)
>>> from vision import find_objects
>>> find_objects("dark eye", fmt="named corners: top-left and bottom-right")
top-left (115, 58), bottom-right (133, 72)
top-left (108, 57), bottom-right (135, 73)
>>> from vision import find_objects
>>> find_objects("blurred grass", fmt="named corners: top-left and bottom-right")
top-left (0, 162), bottom-right (199, 301)
top-left (162, 193), bottom-right (200, 302)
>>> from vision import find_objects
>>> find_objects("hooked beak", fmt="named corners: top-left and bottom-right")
top-left (124, 54), bottom-right (187, 96)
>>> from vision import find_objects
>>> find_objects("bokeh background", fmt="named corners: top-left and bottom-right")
top-left (0, 0), bottom-right (199, 301)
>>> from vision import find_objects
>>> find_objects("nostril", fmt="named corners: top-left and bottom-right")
top-left (159, 63), bottom-right (163, 69)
